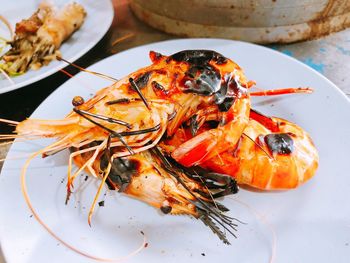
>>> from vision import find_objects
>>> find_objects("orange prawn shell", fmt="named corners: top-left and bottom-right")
top-left (203, 118), bottom-right (319, 190)
top-left (164, 116), bottom-right (319, 190)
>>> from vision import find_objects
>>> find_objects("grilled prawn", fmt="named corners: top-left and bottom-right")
top-left (0, 2), bottom-right (86, 74)
top-left (162, 109), bottom-right (319, 190)
top-left (72, 145), bottom-right (239, 244)
top-left (1, 49), bottom-right (251, 244)
top-left (11, 50), bottom-right (251, 192)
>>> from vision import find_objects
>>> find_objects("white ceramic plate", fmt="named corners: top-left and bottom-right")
top-left (0, 0), bottom-right (114, 94)
top-left (1, 39), bottom-right (350, 263)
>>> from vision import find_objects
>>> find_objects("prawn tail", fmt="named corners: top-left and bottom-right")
top-left (199, 211), bottom-right (232, 245)
top-left (195, 199), bottom-right (239, 245)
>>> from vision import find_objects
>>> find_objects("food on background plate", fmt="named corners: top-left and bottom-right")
top-left (0, 49), bottom-right (318, 255)
top-left (0, 1), bottom-right (86, 76)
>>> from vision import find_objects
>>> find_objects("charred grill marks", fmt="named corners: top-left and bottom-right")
top-left (170, 50), bottom-right (228, 65)
top-left (134, 72), bottom-right (151, 88)
top-left (183, 64), bottom-right (221, 96)
top-left (264, 133), bottom-right (294, 155)
top-left (189, 115), bottom-right (200, 136)
top-left (129, 77), bottom-right (151, 110)
top-left (151, 80), bottom-right (168, 95)
top-left (104, 157), bottom-right (140, 192)
top-left (168, 50), bottom-right (246, 112)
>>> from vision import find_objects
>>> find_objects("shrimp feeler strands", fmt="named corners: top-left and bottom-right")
top-left (21, 142), bottom-right (147, 262)
top-left (59, 68), bottom-right (74, 78)
top-left (111, 32), bottom-right (135, 47)
top-left (88, 136), bottom-right (112, 226)
top-left (65, 140), bottom-right (109, 204)
top-left (56, 56), bottom-right (118, 82)
top-left (192, 169), bottom-right (224, 219)
top-left (73, 108), bottom-right (135, 155)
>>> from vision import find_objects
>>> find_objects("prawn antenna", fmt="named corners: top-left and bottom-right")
top-left (111, 32), bottom-right (135, 47)
top-left (73, 108), bottom-right (135, 155)
top-left (250, 87), bottom-right (313, 96)
top-left (129, 77), bottom-right (151, 110)
top-left (119, 124), bottom-right (160, 136)
top-left (56, 56), bottom-right (118, 82)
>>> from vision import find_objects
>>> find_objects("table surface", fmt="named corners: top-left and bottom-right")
top-left (0, 0), bottom-right (349, 261)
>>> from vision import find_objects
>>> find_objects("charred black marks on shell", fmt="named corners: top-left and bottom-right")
top-left (104, 157), bottom-right (140, 191)
top-left (171, 50), bottom-right (223, 97)
top-left (151, 80), bottom-right (168, 95)
top-left (264, 133), bottom-right (294, 155)
top-left (134, 72), bottom-right (151, 89)
top-left (183, 64), bottom-right (221, 96)
top-left (216, 73), bottom-right (237, 112)
top-left (189, 114), bottom-right (200, 136)
top-left (170, 50), bottom-right (227, 65)
top-left (216, 56), bottom-right (228, 65)
top-left (169, 50), bottom-right (244, 112)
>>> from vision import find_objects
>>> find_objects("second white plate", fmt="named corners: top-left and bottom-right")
top-left (0, 0), bottom-right (114, 93)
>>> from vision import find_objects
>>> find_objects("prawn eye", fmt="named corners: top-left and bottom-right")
top-left (264, 133), bottom-right (294, 155)
top-left (160, 205), bottom-right (172, 214)
top-left (72, 96), bottom-right (84, 107)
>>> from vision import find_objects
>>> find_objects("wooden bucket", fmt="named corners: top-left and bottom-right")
top-left (130, 0), bottom-right (350, 44)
